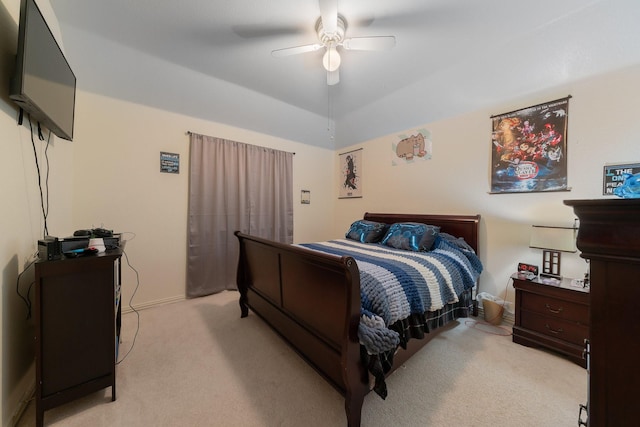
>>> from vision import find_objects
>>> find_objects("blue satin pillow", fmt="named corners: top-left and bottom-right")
top-left (345, 220), bottom-right (389, 243)
top-left (381, 222), bottom-right (441, 252)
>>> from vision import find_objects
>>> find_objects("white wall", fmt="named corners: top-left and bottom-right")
top-left (71, 91), bottom-right (336, 311)
top-left (2, 0), bottom-right (638, 423)
top-left (332, 64), bottom-right (640, 302)
top-left (0, 0), bottom-right (77, 425)
top-left (0, 0), bottom-right (335, 422)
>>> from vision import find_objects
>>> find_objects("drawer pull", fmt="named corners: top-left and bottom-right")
top-left (545, 324), bottom-right (564, 334)
top-left (545, 303), bottom-right (563, 314)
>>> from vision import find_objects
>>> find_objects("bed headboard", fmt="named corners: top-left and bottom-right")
top-left (363, 212), bottom-right (481, 255)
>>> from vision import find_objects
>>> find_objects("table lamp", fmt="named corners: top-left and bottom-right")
top-left (529, 225), bottom-right (577, 279)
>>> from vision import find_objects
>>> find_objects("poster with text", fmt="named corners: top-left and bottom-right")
top-left (490, 97), bottom-right (569, 193)
top-left (160, 152), bottom-right (180, 174)
top-left (339, 148), bottom-right (362, 198)
top-left (603, 163), bottom-right (640, 195)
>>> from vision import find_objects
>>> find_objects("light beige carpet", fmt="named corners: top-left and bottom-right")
top-left (17, 290), bottom-right (586, 426)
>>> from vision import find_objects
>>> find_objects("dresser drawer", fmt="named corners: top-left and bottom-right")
top-left (520, 310), bottom-right (589, 346)
top-left (520, 292), bottom-right (588, 325)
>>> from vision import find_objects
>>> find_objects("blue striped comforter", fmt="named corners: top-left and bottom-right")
top-left (300, 234), bottom-right (483, 355)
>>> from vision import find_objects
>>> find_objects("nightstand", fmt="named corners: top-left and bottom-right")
top-left (511, 273), bottom-right (589, 368)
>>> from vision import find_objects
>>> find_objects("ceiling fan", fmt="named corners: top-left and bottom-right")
top-left (271, 0), bottom-right (396, 86)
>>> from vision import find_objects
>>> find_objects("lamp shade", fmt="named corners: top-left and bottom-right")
top-left (322, 46), bottom-right (341, 72)
top-left (529, 225), bottom-right (577, 252)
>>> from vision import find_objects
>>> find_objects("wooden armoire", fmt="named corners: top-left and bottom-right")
top-left (564, 199), bottom-right (640, 427)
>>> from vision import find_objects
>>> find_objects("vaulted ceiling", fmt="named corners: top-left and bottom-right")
top-left (49, 0), bottom-right (640, 149)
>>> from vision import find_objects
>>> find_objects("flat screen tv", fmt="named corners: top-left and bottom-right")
top-left (10, 0), bottom-right (76, 141)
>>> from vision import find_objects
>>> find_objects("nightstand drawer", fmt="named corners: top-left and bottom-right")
top-left (520, 292), bottom-right (588, 325)
top-left (520, 310), bottom-right (589, 346)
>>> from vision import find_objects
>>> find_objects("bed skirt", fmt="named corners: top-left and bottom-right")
top-left (363, 287), bottom-right (474, 398)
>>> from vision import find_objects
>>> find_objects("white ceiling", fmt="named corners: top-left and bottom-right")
top-left (48, 0), bottom-right (640, 149)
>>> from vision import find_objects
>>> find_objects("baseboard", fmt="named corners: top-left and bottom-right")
top-left (9, 363), bottom-right (35, 427)
top-left (8, 296), bottom-right (185, 426)
top-left (122, 294), bottom-right (185, 314)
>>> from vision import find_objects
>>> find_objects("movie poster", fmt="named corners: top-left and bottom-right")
top-left (339, 148), bottom-right (362, 199)
top-left (490, 97), bottom-right (570, 193)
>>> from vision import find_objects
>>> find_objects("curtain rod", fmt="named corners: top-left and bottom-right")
top-left (186, 131), bottom-right (295, 155)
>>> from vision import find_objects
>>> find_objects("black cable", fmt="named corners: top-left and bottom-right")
top-left (16, 256), bottom-right (37, 320)
top-left (116, 247), bottom-right (140, 364)
top-left (28, 117), bottom-right (49, 238)
top-left (15, 271), bottom-right (31, 318)
top-left (44, 130), bottom-right (51, 235)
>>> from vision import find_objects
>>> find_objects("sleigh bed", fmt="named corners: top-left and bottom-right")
top-left (235, 213), bottom-right (482, 427)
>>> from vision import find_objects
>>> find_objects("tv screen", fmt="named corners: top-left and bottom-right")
top-left (10, 0), bottom-right (76, 141)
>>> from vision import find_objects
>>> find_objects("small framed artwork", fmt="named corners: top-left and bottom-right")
top-left (160, 152), bottom-right (180, 174)
top-left (339, 148), bottom-right (362, 199)
top-left (391, 128), bottom-right (432, 166)
top-left (603, 162), bottom-right (640, 195)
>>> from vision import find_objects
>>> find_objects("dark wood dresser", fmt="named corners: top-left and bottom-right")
top-left (565, 199), bottom-right (640, 427)
top-left (512, 273), bottom-right (589, 367)
top-left (34, 250), bottom-right (122, 427)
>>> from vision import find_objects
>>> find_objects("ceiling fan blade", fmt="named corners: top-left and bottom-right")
top-left (319, 0), bottom-right (338, 34)
top-left (342, 36), bottom-right (396, 51)
top-left (232, 24), bottom-right (305, 39)
top-left (327, 69), bottom-right (339, 86)
top-left (271, 43), bottom-right (323, 58)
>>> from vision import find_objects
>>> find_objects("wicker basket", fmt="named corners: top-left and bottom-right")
top-left (483, 299), bottom-right (504, 325)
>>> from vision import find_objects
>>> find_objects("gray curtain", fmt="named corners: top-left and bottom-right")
top-left (187, 133), bottom-right (293, 297)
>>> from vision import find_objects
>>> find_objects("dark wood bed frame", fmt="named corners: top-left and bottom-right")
top-left (235, 213), bottom-right (481, 426)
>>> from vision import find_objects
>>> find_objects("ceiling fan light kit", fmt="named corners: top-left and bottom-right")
top-left (322, 46), bottom-right (341, 72)
top-left (271, 1), bottom-right (396, 86)
top-left (318, 15), bottom-right (344, 75)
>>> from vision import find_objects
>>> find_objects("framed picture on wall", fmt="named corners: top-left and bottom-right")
top-left (603, 162), bottom-right (640, 196)
top-left (339, 148), bottom-right (362, 199)
top-left (160, 151), bottom-right (180, 174)
top-left (391, 128), bottom-right (432, 166)
top-left (490, 96), bottom-right (570, 193)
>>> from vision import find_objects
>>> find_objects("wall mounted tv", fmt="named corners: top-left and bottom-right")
top-left (10, 0), bottom-right (76, 141)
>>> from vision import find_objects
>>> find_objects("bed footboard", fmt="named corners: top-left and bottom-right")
top-left (234, 213), bottom-right (480, 426)
top-left (235, 231), bottom-right (369, 427)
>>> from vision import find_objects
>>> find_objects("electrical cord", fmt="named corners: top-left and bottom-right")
top-left (44, 129), bottom-right (51, 231)
top-left (28, 116), bottom-right (50, 238)
top-left (15, 114), bottom-right (51, 318)
top-left (116, 247), bottom-right (140, 364)
top-left (16, 253), bottom-right (38, 320)
top-left (118, 231), bottom-right (136, 244)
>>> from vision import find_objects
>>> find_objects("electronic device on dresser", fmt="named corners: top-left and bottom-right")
top-left (10, 0), bottom-right (76, 141)
top-left (38, 236), bottom-right (61, 261)
top-left (517, 262), bottom-right (539, 280)
top-left (38, 228), bottom-right (120, 260)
